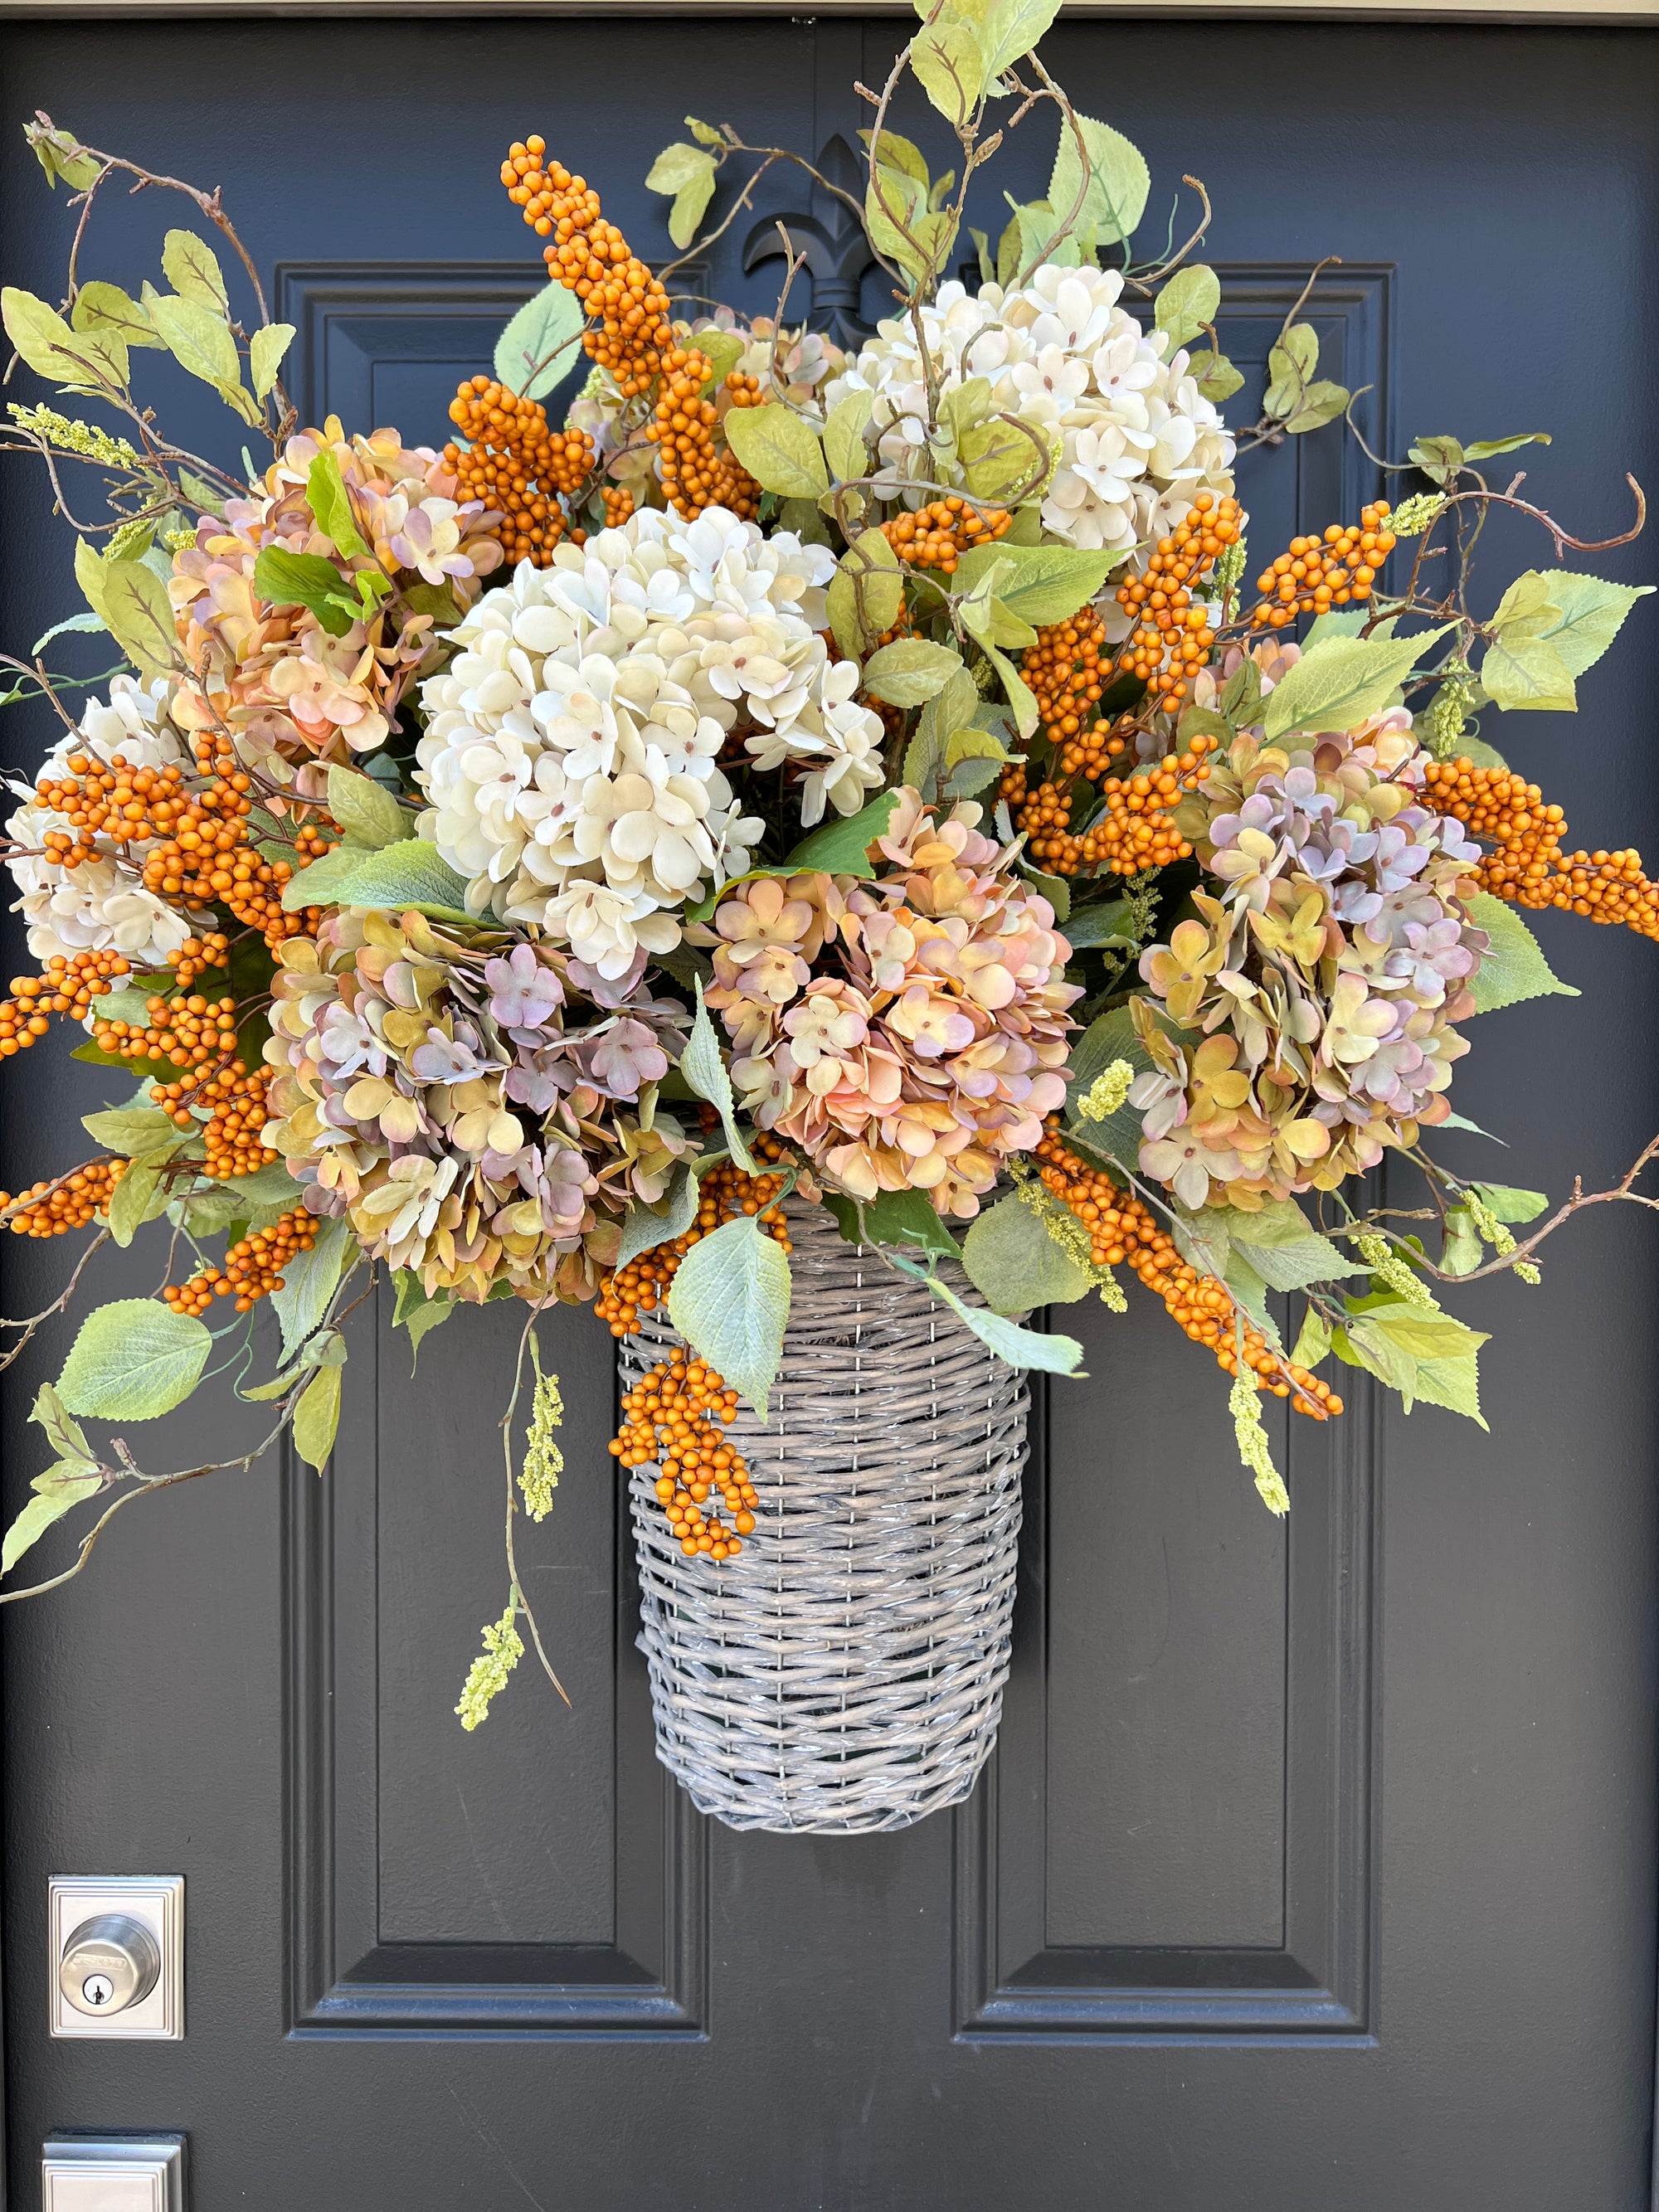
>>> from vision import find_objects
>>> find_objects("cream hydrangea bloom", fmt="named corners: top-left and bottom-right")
top-left (416, 506), bottom-right (887, 975)
top-left (824, 262), bottom-right (1234, 559)
top-left (4, 675), bottom-right (205, 967)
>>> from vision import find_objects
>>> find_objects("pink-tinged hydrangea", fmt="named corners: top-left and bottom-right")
top-left (693, 792), bottom-right (1081, 1219)
top-left (168, 417), bottom-right (503, 780)
top-left (263, 908), bottom-right (693, 1302)
top-left (1126, 668), bottom-right (1489, 1213)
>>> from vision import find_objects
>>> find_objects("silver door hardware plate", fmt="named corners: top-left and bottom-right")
top-left (48, 1877), bottom-right (183, 2039)
top-left (41, 2135), bottom-right (186, 2212)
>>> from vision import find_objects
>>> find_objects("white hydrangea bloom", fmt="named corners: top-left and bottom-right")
top-left (824, 262), bottom-right (1235, 560)
top-left (4, 674), bottom-right (203, 968)
top-left (416, 508), bottom-right (888, 966)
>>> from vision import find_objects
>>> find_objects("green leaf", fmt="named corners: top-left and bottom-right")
top-left (1439, 1208), bottom-right (1483, 1277)
top-left (615, 1159), bottom-right (700, 1269)
top-left (1466, 892), bottom-right (1579, 1012)
top-left (1264, 323), bottom-right (1319, 418)
top-left (1154, 264), bottom-right (1219, 348)
top-left (1262, 625), bottom-right (1452, 741)
top-left (861, 638), bottom-right (965, 707)
top-left (1483, 570), bottom-right (1653, 712)
top-left (826, 531), bottom-right (902, 657)
top-left (2, 1465), bottom-right (103, 1577)
top-left (645, 141), bottom-right (714, 194)
top-left (975, 0), bottom-right (1065, 75)
top-left (107, 1161), bottom-right (168, 1246)
top-left (306, 450), bottom-right (368, 561)
top-left (27, 121), bottom-right (103, 192)
top-left (492, 282), bottom-right (586, 403)
top-left (824, 1185), bottom-right (961, 1263)
top-left (1186, 348), bottom-right (1245, 404)
top-left (962, 1190), bottom-right (1092, 1312)
top-left (1023, 867), bottom-right (1070, 921)
top-left (325, 764), bottom-right (409, 850)
top-left (721, 403), bottom-right (828, 499)
top-left (292, 1366), bottom-right (343, 1471)
top-left (31, 1382), bottom-right (95, 1469)
top-left (667, 1212), bottom-right (791, 1417)
top-left (56, 1298), bottom-right (211, 1420)
top-left (100, 557), bottom-right (175, 676)
top-left (683, 981), bottom-right (760, 1174)
top-left (1358, 1302), bottom-right (1489, 1364)
top-left (1059, 897), bottom-right (1137, 951)
top-left (270, 1213), bottom-right (352, 1363)
top-left (32, 610), bottom-right (109, 653)
top-left (1406, 1349), bottom-right (1486, 1425)
top-left (1463, 431), bottom-right (1551, 460)
top-left (1281, 379), bottom-right (1350, 435)
top-left (1290, 1305), bottom-right (1331, 1369)
top-left (1210, 1194), bottom-right (1319, 1248)
top-left (923, 1269), bottom-right (1084, 1374)
top-left (1232, 1228), bottom-right (1362, 1292)
top-left (279, 836), bottom-right (472, 920)
top-left (1408, 433), bottom-right (1465, 484)
top-left (823, 391), bottom-right (874, 484)
top-left (912, 8), bottom-right (987, 119)
top-left (249, 321), bottom-right (294, 400)
top-left (1471, 1182), bottom-right (1548, 1224)
top-left (160, 227), bottom-right (229, 312)
top-left (148, 293), bottom-right (255, 421)
top-left (72, 280), bottom-right (161, 350)
top-left (82, 1103), bottom-right (187, 1162)
top-left (670, 165), bottom-right (718, 250)
top-left (783, 788), bottom-right (902, 875)
top-left (955, 539), bottom-right (1114, 626)
top-left (1222, 1251), bottom-right (1282, 1348)
top-left (253, 544), bottom-right (354, 638)
top-left (1062, 1004), bottom-right (1157, 1169)
top-left (1048, 111), bottom-right (1150, 249)
top-left (685, 116), bottom-right (725, 148)
top-left (2, 284), bottom-right (127, 390)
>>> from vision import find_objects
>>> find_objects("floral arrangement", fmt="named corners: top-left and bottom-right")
top-left (0, 3), bottom-right (1653, 1732)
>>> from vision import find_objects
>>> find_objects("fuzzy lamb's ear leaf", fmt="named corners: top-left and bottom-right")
top-left (924, 1269), bottom-right (1085, 1374)
top-left (279, 836), bottom-right (472, 921)
top-left (615, 1160), bottom-right (701, 1270)
top-left (962, 1191), bottom-right (1092, 1313)
top-left (682, 982), bottom-right (761, 1175)
top-left (493, 282), bottom-right (587, 402)
top-left (270, 1215), bottom-right (353, 1364)
top-left (667, 1213), bottom-right (791, 1418)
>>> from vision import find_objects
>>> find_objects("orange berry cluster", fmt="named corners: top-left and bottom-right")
top-left (445, 376), bottom-right (595, 568)
top-left (0, 1156), bottom-right (124, 1238)
top-left (138, 769), bottom-right (319, 950)
top-left (648, 351), bottom-right (762, 520)
top-left (32, 753), bottom-right (191, 866)
top-left (163, 1208), bottom-right (318, 1318)
top-left (879, 498), bottom-right (1011, 576)
top-left (1019, 605), bottom-right (1121, 776)
top-left (148, 1063), bottom-right (275, 1178)
top-left (504, 138), bottom-right (674, 398)
top-left (1423, 758), bottom-right (1659, 942)
top-left (611, 1354), bottom-right (758, 1560)
top-left (1248, 501), bottom-right (1396, 630)
top-left (1035, 1128), bottom-right (1343, 1418)
top-left (1008, 737), bottom-right (1215, 880)
top-left (1114, 493), bottom-right (1241, 704)
top-left (0, 950), bottom-right (129, 1056)
top-left (596, 1155), bottom-right (794, 1336)
top-left (92, 989), bottom-right (239, 1074)
top-left (601, 486), bottom-right (635, 527)
top-left (164, 932), bottom-right (231, 991)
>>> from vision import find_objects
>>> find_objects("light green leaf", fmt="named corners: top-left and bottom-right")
top-left (72, 280), bottom-right (161, 350)
top-left (645, 141), bottom-right (714, 195)
top-left (1463, 431), bottom-right (1551, 460)
top-left (1154, 264), bottom-right (1219, 348)
top-left (912, 8), bottom-right (987, 119)
top-left (962, 1190), bottom-right (1092, 1312)
top-left (826, 531), bottom-right (902, 656)
top-left (924, 1269), bottom-right (1085, 1373)
top-left (253, 544), bottom-right (355, 638)
top-left (31, 1382), bottom-right (95, 1471)
top-left (326, 765), bottom-right (409, 851)
top-left (492, 282), bottom-right (586, 403)
top-left (107, 1160), bottom-right (166, 1247)
top-left (161, 227), bottom-right (230, 312)
top-left (292, 1366), bottom-right (343, 1471)
top-left (1290, 1305), bottom-right (1331, 1369)
top-left (1484, 569), bottom-right (1653, 712)
top-left (1186, 348), bottom-right (1246, 403)
top-left (1405, 1348), bottom-right (1486, 1425)
top-left (823, 391), bottom-right (874, 483)
top-left (1232, 1228), bottom-right (1362, 1292)
top-left (1472, 1182), bottom-right (1548, 1224)
top-left (669, 166), bottom-right (718, 250)
top-left (250, 321), bottom-right (294, 400)
top-left (1466, 892), bottom-right (1579, 1012)
top-left (1359, 1302), bottom-right (1488, 1364)
top-left (685, 116), bottom-right (725, 148)
top-left (100, 557), bottom-right (176, 676)
top-left (667, 1212), bottom-right (791, 1417)
top-left (976, 0), bottom-right (1065, 75)
top-left (1058, 897), bottom-right (1137, 951)
top-left (722, 402), bottom-right (829, 498)
top-left (615, 1160), bottom-right (700, 1269)
top-left (1408, 433), bottom-right (1465, 484)
top-left (1223, 1252), bottom-right (1282, 1348)
top-left (1262, 625), bottom-right (1452, 741)
top-left (32, 610), bottom-right (109, 653)
top-left (1439, 1208), bottom-right (1483, 1277)
top-left (1210, 1194), bottom-right (1319, 1248)
top-left (683, 981), bottom-right (760, 1174)
top-left (279, 836), bottom-right (472, 920)
top-left (860, 638), bottom-right (965, 707)
top-left (783, 789), bottom-right (903, 875)
top-left (1264, 323), bottom-right (1319, 419)
top-left (959, 413), bottom-right (1049, 501)
top-left (955, 539), bottom-right (1114, 626)
top-left (2, 1466), bottom-right (103, 1577)
top-left (1023, 867), bottom-right (1070, 921)
top-left (306, 450), bottom-right (367, 561)
top-left (2, 285), bottom-right (127, 390)
top-left (1048, 111), bottom-right (1149, 248)
top-left (823, 1185), bottom-right (961, 1263)
top-left (56, 1298), bottom-right (211, 1420)
top-left (82, 1103), bottom-right (187, 1162)
top-left (27, 121), bottom-right (103, 192)
top-left (1281, 379), bottom-right (1350, 435)
top-left (270, 1213), bottom-right (352, 1363)
top-left (148, 292), bottom-right (248, 416)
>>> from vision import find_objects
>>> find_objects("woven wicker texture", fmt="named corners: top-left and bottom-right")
top-left (623, 1201), bottom-right (1029, 1834)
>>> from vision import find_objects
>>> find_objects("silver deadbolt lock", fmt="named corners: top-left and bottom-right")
top-left (59, 1914), bottom-right (161, 2016)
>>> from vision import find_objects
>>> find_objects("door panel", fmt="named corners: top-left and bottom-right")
top-left (2, 17), bottom-right (1656, 2210)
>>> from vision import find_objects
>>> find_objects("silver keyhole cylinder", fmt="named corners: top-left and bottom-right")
top-left (58, 1915), bottom-right (161, 2017)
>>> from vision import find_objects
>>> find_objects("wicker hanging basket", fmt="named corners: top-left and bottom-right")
top-left (623, 1202), bottom-right (1029, 1834)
